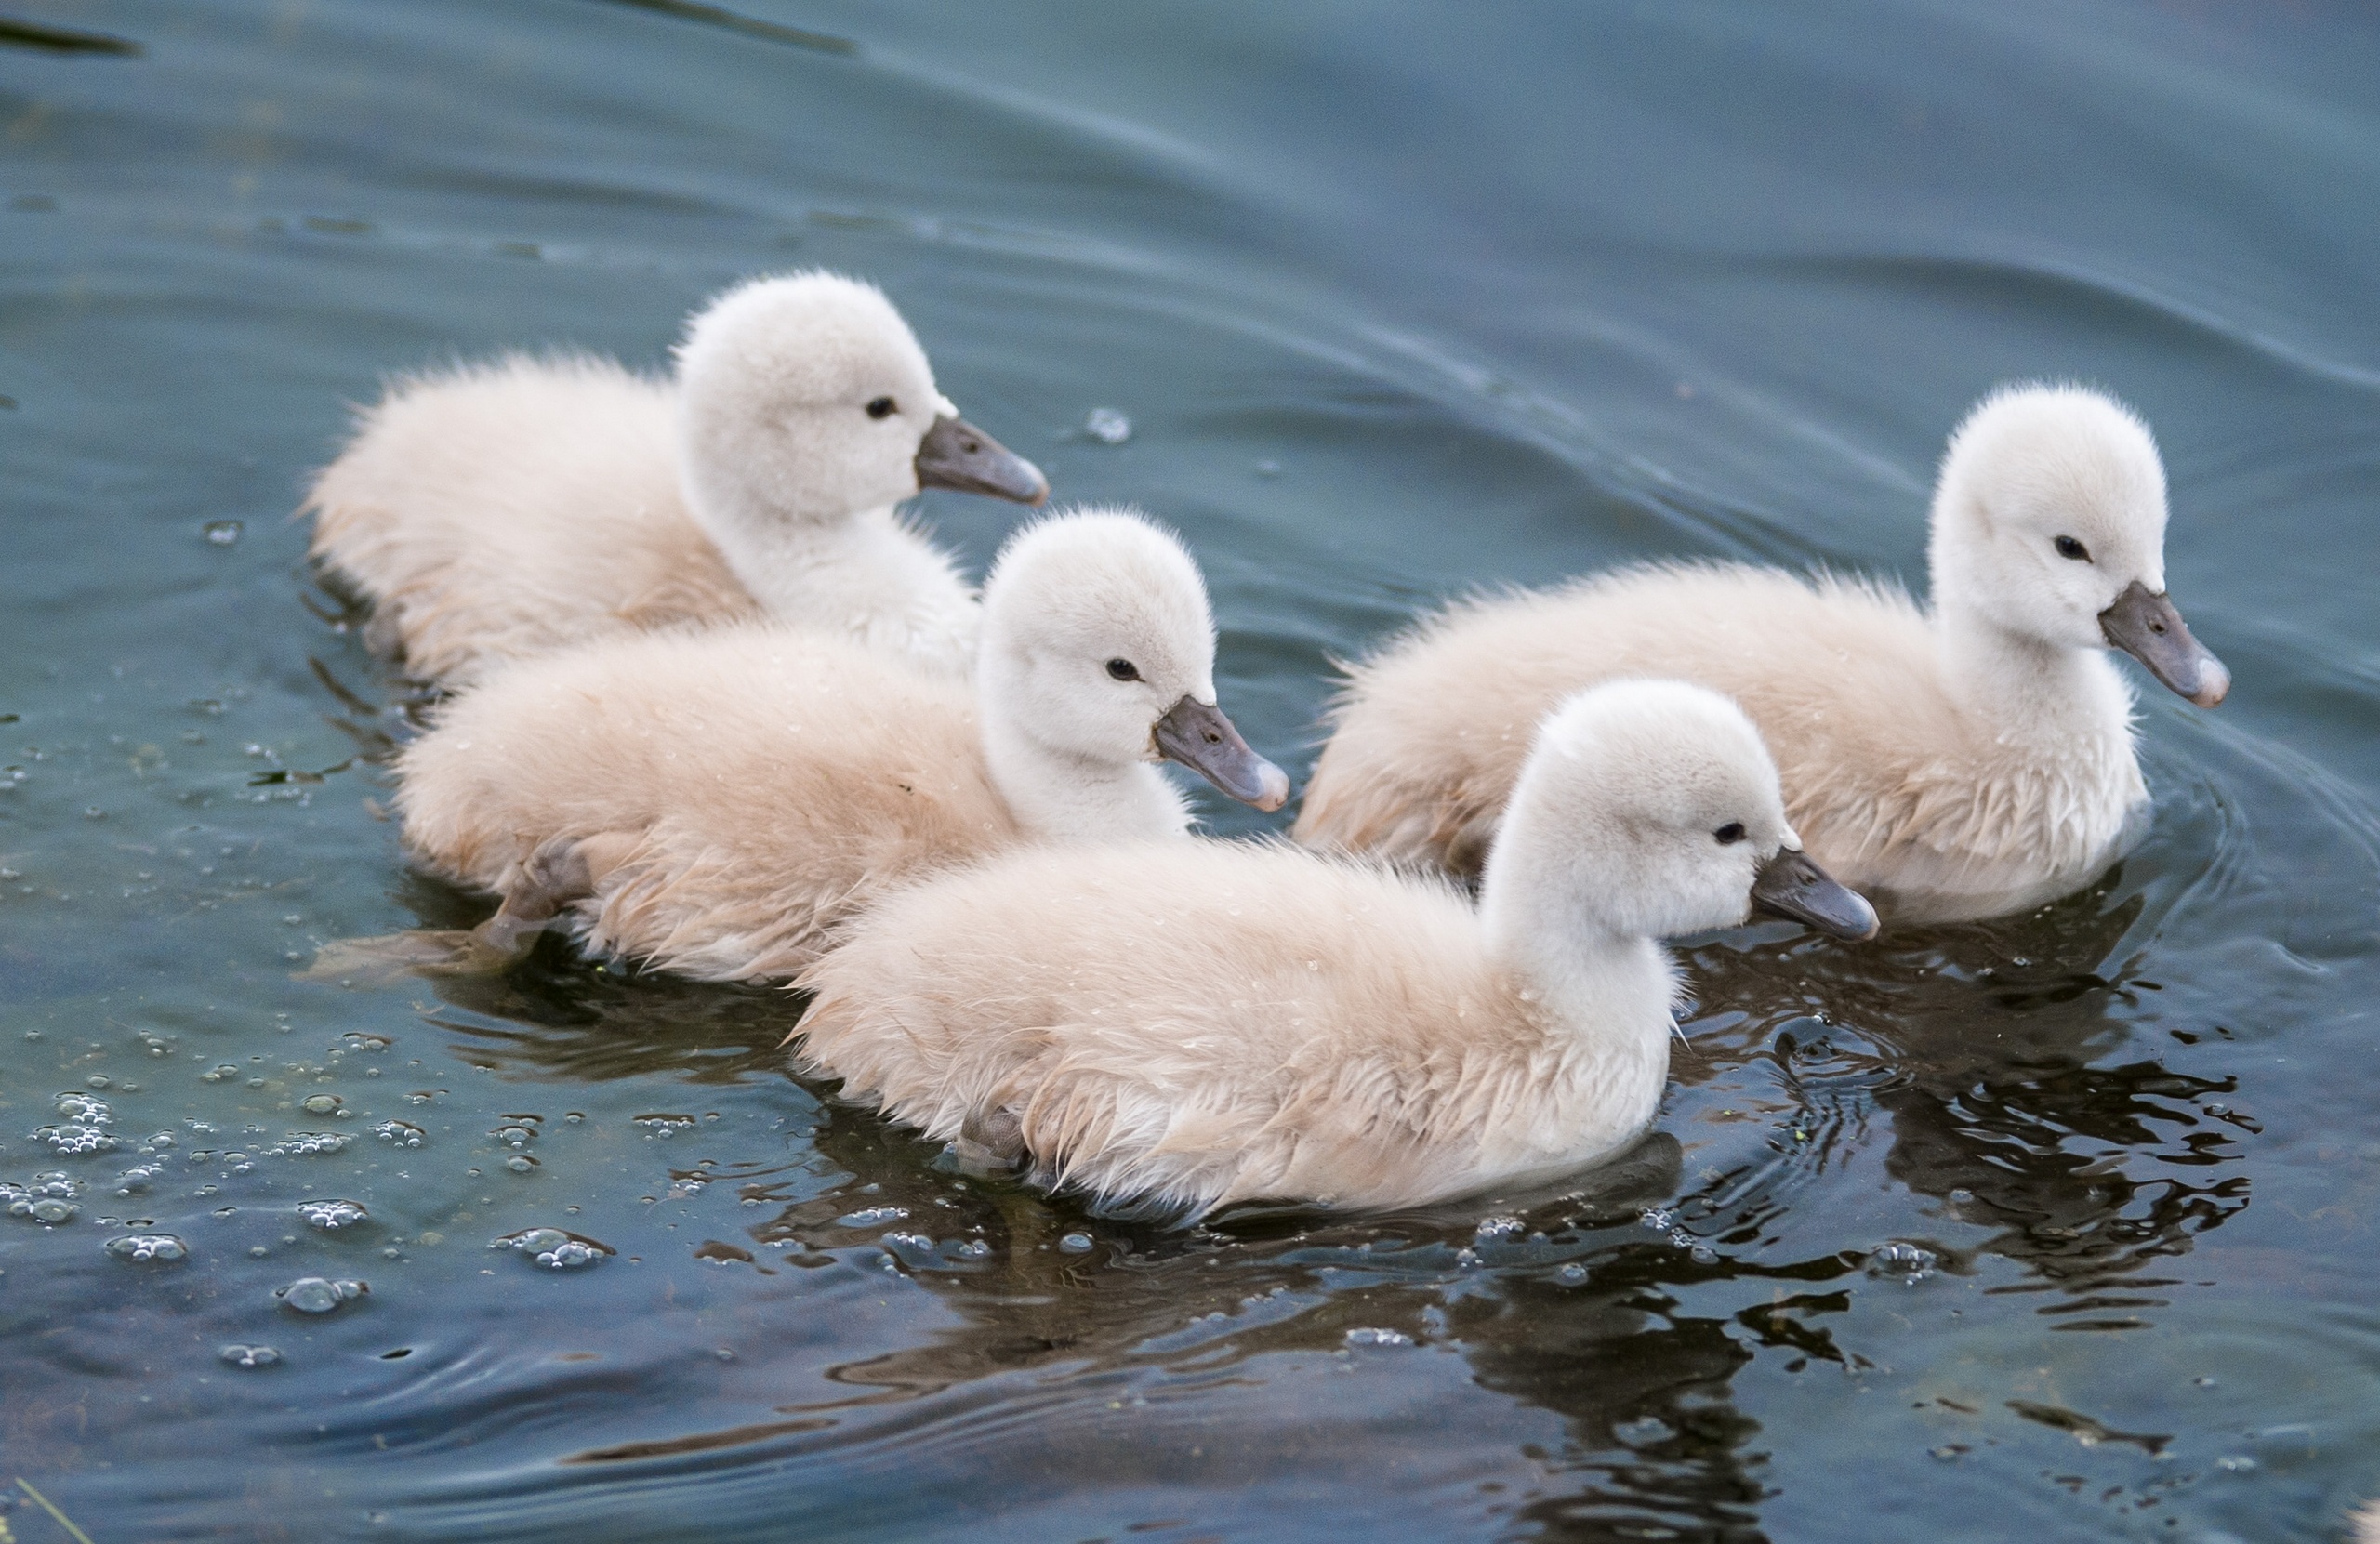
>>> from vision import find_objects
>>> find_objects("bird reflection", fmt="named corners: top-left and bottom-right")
top-left (390, 853), bottom-right (2254, 1541)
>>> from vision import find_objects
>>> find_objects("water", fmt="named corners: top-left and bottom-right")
top-left (4, 1), bottom-right (2379, 1538)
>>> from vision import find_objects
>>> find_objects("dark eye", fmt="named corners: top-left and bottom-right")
top-left (2054, 535), bottom-right (2090, 561)
top-left (1105, 659), bottom-right (1140, 682)
top-left (1713, 823), bottom-right (1746, 845)
top-left (866, 396), bottom-right (897, 420)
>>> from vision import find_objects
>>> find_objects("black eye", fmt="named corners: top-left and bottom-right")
top-left (1105, 659), bottom-right (1140, 682)
top-left (1713, 823), bottom-right (1746, 845)
top-left (2054, 535), bottom-right (2090, 561)
top-left (866, 396), bottom-right (897, 420)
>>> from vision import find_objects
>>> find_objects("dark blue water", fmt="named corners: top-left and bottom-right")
top-left (4, 2), bottom-right (2378, 1538)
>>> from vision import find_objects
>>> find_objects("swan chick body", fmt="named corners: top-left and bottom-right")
top-left (795, 680), bottom-right (1874, 1218)
top-left (306, 271), bottom-right (1046, 687)
top-left (1295, 384), bottom-right (2229, 924)
top-left (394, 508), bottom-right (1286, 982)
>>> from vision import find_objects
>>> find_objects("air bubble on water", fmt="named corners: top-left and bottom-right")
top-left (219, 1343), bottom-right (280, 1367)
top-left (633, 1114), bottom-right (695, 1139)
top-left (202, 1064), bottom-right (240, 1083)
top-left (1344, 1326), bottom-right (1413, 1348)
top-left (957, 1239), bottom-right (991, 1258)
top-left (5, 1178), bottom-right (81, 1225)
top-left (1454, 1247), bottom-right (1481, 1268)
top-left (493, 1226), bottom-right (614, 1269)
top-left (837, 1206), bottom-right (907, 1227)
top-left (105, 1232), bottom-right (188, 1262)
top-left (1555, 1262), bottom-right (1588, 1285)
top-left (494, 1125), bottom-right (536, 1148)
top-left (1057, 1233), bottom-right (1094, 1254)
top-left (1081, 407), bottom-right (1131, 444)
top-left (278, 1275), bottom-right (367, 1313)
top-left (1474, 1216), bottom-right (1524, 1240)
top-left (1867, 1241), bottom-right (1940, 1284)
top-left (2215, 1455), bottom-right (2257, 1472)
top-left (371, 1119), bottom-right (426, 1150)
top-left (301, 1094), bottom-right (342, 1115)
top-left (33, 1124), bottom-right (115, 1155)
top-left (268, 1130), bottom-right (350, 1157)
top-left (1689, 1245), bottom-right (1718, 1265)
top-left (298, 1198), bottom-right (368, 1231)
top-left (1638, 1207), bottom-right (1673, 1231)
top-left (505, 1155), bottom-right (537, 1173)
top-left (203, 519), bottom-right (243, 546)
top-left (113, 1163), bottom-right (165, 1195)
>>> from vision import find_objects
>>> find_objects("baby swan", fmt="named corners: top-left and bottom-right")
top-left (1296, 384), bottom-right (2230, 924)
top-left (794, 680), bottom-right (1876, 1218)
top-left (391, 508), bottom-right (1289, 983)
top-left (306, 271), bottom-right (1047, 687)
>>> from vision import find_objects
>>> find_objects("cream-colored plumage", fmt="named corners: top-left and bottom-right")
top-left (2353, 1500), bottom-right (2379, 1544)
top-left (306, 272), bottom-right (1044, 687)
top-left (796, 681), bottom-right (1875, 1218)
top-left (394, 509), bottom-right (1286, 982)
top-left (1296, 384), bottom-right (2229, 924)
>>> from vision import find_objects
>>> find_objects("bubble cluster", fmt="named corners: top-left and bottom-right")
top-left (201, 1064), bottom-right (241, 1083)
top-left (1083, 406), bottom-right (1131, 444)
top-left (33, 1091), bottom-right (117, 1155)
top-left (371, 1119), bottom-right (427, 1149)
top-left (268, 1130), bottom-right (350, 1157)
top-left (105, 1233), bottom-right (189, 1263)
top-left (112, 1162), bottom-right (167, 1195)
top-left (633, 1114), bottom-right (695, 1139)
top-left (5, 1172), bottom-right (84, 1223)
top-left (837, 1206), bottom-right (906, 1227)
top-left (277, 1275), bottom-right (368, 1313)
top-left (1344, 1326), bottom-right (1414, 1348)
top-left (1867, 1241), bottom-right (1941, 1285)
top-left (218, 1344), bottom-right (281, 1368)
top-left (1474, 1216), bottom-right (1526, 1241)
top-left (493, 1226), bottom-right (614, 1270)
top-left (297, 1198), bottom-right (368, 1231)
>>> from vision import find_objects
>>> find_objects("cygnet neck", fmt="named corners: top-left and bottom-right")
top-left (1477, 827), bottom-right (1676, 1053)
top-left (1931, 597), bottom-right (2133, 749)
top-left (974, 663), bottom-right (1189, 845)
top-left (686, 473), bottom-right (890, 618)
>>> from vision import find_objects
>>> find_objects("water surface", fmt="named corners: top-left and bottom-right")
top-left (4, 2), bottom-right (2379, 1539)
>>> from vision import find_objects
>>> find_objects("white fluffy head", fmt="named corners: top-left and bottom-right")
top-left (673, 271), bottom-right (953, 526)
top-left (1484, 680), bottom-right (1798, 943)
top-left (978, 508), bottom-right (1218, 764)
top-left (1926, 383), bottom-right (2170, 649)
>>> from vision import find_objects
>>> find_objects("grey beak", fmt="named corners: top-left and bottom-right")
top-left (1750, 848), bottom-right (1878, 941)
top-left (2099, 580), bottom-right (2229, 707)
top-left (914, 415), bottom-right (1049, 506)
top-left (1152, 696), bottom-right (1291, 812)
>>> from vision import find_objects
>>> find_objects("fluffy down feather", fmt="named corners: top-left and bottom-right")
top-left (1297, 384), bottom-right (2212, 924)
top-left (794, 839), bottom-right (1667, 1217)
top-left (398, 624), bottom-right (1016, 981)
top-left (795, 680), bottom-right (1853, 1217)
top-left (307, 354), bottom-right (758, 686)
top-left (306, 273), bottom-right (1032, 687)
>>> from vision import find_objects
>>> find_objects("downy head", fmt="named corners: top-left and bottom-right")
top-left (976, 508), bottom-right (1290, 834)
top-left (1481, 680), bottom-right (1877, 952)
top-left (1927, 383), bottom-right (2228, 706)
top-left (673, 271), bottom-right (1047, 539)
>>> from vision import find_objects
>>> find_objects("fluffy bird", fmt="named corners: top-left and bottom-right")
top-left (794, 680), bottom-right (1876, 1218)
top-left (306, 271), bottom-right (1047, 686)
top-left (1295, 384), bottom-right (2230, 924)
top-left (389, 509), bottom-right (1289, 982)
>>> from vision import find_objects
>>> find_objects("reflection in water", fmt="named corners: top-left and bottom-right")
top-left (1675, 867), bottom-right (2253, 1338)
top-left (383, 836), bottom-right (2263, 1537)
